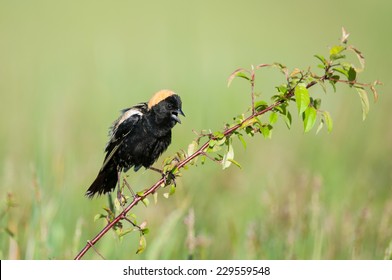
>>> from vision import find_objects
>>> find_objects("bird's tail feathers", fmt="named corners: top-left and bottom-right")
top-left (85, 165), bottom-right (118, 198)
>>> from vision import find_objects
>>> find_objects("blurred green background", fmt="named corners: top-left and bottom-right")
top-left (0, 0), bottom-right (391, 260)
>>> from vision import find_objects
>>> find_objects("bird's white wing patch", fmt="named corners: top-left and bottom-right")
top-left (114, 108), bottom-right (143, 131)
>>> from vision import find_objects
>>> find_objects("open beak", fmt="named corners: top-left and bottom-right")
top-left (171, 108), bottom-right (185, 124)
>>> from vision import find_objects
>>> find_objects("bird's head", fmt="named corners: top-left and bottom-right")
top-left (148, 89), bottom-right (185, 127)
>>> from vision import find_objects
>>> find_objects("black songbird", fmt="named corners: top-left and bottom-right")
top-left (86, 90), bottom-right (184, 198)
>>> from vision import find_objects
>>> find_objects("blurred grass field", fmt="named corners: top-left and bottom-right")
top-left (0, 0), bottom-right (391, 259)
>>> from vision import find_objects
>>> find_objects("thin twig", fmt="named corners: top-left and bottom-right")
top-left (74, 72), bottom-right (337, 260)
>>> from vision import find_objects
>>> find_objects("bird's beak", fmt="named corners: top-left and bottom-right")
top-left (171, 108), bottom-right (185, 124)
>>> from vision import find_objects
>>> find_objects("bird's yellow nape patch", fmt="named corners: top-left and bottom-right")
top-left (148, 89), bottom-right (176, 109)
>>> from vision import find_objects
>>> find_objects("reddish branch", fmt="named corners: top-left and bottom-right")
top-left (74, 72), bottom-right (327, 260)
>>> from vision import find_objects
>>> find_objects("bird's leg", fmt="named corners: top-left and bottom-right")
top-left (116, 168), bottom-right (126, 205)
top-left (148, 166), bottom-right (176, 187)
top-left (123, 177), bottom-right (136, 199)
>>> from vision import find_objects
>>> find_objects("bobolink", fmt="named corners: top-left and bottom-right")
top-left (86, 89), bottom-right (184, 198)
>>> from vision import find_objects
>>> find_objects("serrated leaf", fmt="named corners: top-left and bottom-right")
top-left (254, 100), bottom-right (268, 111)
top-left (313, 98), bottom-right (322, 110)
top-left (330, 53), bottom-right (346, 61)
top-left (356, 87), bottom-right (369, 120)
top-left (118, 227), bottom-right (135, 238)
top-left (290, 68), bottom-right (301, 77)
top-left (370, 85), bottom-right (379, 103)
top-left (347, 46), bottom-right (365, 71)
top-left (136, 191), bottom-right (146, 197)
top-left (213, 131), bottom-right (225, 138)
top-left (317, 79), bottom-right (327, 93)
top-left (283, 110), bottom-right (292, 129)
top-left (294, 85), bottom-right (310, 116)
top-left (169, 184), bottom-right (176, 195)
top-left (330, 45), bottom-right (345, 56)
top-left (114, 197), bottom-right (121, 211)
top-left (347, 67), bottom-right (356, 83)
top-left (215, 137), bottom-right (226, 146)
top-left (222, 139), bottom-right (234, 170)
top-left (237, 133), bottom-right (247, 149)
top-left (136, 235), bottom-right (147, 254)
top-left (141, 197), bottom-right (150, 207)
top-left (276, 84), bottom-right (288, 94)
top-left (256, 63), bottom-right (271, 69)
top-left (187, 141), bottom-right (198, 157)
top-left (240, 117), bottom-right (258, 129)
top-left (94, 213), bottom-right (106, 222)
top-left (304, 107), bottom-right (317, 132)
top-left (261, 124), bottom-right (272, 139)
top-left (334, 68), bottom-right (348, 78)
top-left (316, 120), bottom-right (324, 135)
top-left (314, 54), bottom-right (327, 66)
top-left (228, 158), bottom-right (242, 169)
top-left (227, 68), bottom-right (250, 87)
top-left (322, 111), bottom-right (333, 132)
top-left (269, 112), bottom-right (278, 125)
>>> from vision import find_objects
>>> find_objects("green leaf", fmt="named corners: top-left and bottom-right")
top-left (276, 84), bottom-right (288, 94)
top-left (169, 184), bottom-right (176, 195)
top-left (228, 158), bottom-right (242, 169)
top-left (94, 213), bottom-right (106, 222)
top-left (370, 85), bottom-right (379, 103)
top-left (213, 131), bottom-right (225, 138)
top-left (136, 235), bottom-right (147, 254)
top-left (356, 87), bottom-right (369, 120)
top-left (347, 45), bottom-right (365, 70)
top-left (303, 107), bottom-right (317, 132)
top-left (283, 110), bottom-right (292, 129)
top-left (240, 117), bottom-right (258, 129)
top-left (314, 54), bottom-right (327, 66)
top-left (141, 197), bottom-right (150, 207)
top-left (330, 53), bottom-right (346, 61)
top-left (118, 227), bottom-right (135, 238)
top-left (313, 98), bottom-right (322, 110)
top-left (237, 133), bottom-right (247, 149)
top-left (316, 120), bottom-right (324, 135)
top-left (348, 66), bottom-right (356, 82)
top-left (317, 79), bottom-right (327, 93)
top-left (254, 100), bottom-right (268, 112)
top-left (227, 68), bottom-right (250, 87)
top-left (261, 124), bottom-right (273, 139)
top-left (114, 197), bottom-right (122, 211)
top-left (334, 68), bottom-right (348, 78)
top-left (322, 111), bottom-right (333, 132)
top-left (209, 139), bottom-right (217, 148)
top-left (294, 85), bottom-right (310, 116)
top-left (329, 45), bottom-right (346, 60)
top-left (269, 112), bottom-right (278, 125)
top-left (187, 141), bottom-right (198, 157)
top-left (222, 139), bottom-right (234, 170)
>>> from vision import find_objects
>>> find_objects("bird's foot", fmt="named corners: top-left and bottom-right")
top-left (162, 171), bottom-right (176, 187)
top-left (148, 166), bottom-right (176, 187)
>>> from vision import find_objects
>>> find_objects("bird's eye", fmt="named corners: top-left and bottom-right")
top-left (167, 103), bottom-right (174, 110)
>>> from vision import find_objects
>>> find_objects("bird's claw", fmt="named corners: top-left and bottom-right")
top-left (163, 171), bottom-right (176, 187)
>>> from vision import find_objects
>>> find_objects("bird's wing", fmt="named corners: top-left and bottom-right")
top-left (100, 103), bottom-right (147, 171)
